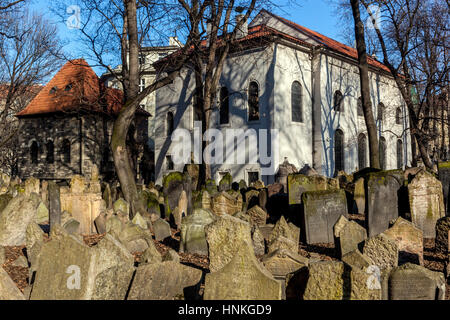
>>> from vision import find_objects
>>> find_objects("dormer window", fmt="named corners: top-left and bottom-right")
top-left (65, 84), bottom-right (73, 91)
top-left (49, 87), bottom-right (58, 94)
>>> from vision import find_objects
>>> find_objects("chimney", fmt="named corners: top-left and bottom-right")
top-left (235, 14), bottom-right (248, 39)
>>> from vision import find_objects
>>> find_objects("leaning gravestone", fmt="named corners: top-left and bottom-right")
top-left (0, 193), bottom-right (40, 246)
top-left (435, 217), bottom-right (450, 253)
top-left (389, 263), bottom-right (446, 300)
top-left (153, 218), bottom-right (171, 241)
top-left (267, 216), bottom-right (300, 252)
top-left (128, 261), bottom-right (203, 300)
top-left (204, 241), bottom-right (282, 300)
top-left (366, 171), bottom-right (402, 237)
top-left (383, 217), bottom-right (423, 265)
top-left (205, 214), bottom-right (252, 272)
top-left (302, 189), bottom-right (348, 244)
top-left (31, 227), bottom-right (135, 300)
top-left (408, 170), bottom-right (445, 239)
top-left (334, 216), bottom-right (367, 258)
top-left (180, 208), bottom-right (216, 255)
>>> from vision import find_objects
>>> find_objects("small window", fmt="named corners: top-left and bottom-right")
top-left (30, 141), bottom-right (39, 164)
top-left (395, 107), bottom-right (402, 125)
top-left (65, 84), bottom-right (73, 91)
top-left (357, 97), bottom-right (364, 117)
top-left (378, 103), bottom-right (385, 121)
top-left (46, 140), bottom-right (54, 164)
top-left (167, 112), bottom-right (174, 136)
top-left (166, 155), bottom-right (174, 171)
top-left (49, 87), bottom-right (57, 94)
top-left (62, 139), bottom-right (71, 164)
top-left (219, 86), bottom-right (229, 125)
top-left (397, 139), bottom-right (403, 169)
top-left (291, 81), bottom-right (303, 122)
top-left (139, 78), bottom-right (146, 93)
top-left (139, 54), bottom-right (146, 65)
top-left (379, 137), bottom-right (387, 170)
top-left (248, 171), bottom-right (259, 185)
top-left (334, 91), bottom-right (344, 112)
top-left (334, 129), bottom-right (345, 173)
top-left (358, 133), bottom-right (367, 170)
top-left (248, 81), bottom-right (259, 122)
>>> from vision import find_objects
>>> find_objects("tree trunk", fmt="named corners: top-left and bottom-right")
top-left (350, 0), bottom-right (380, 169)
top-left (111, 0), bottom-right (146, 219)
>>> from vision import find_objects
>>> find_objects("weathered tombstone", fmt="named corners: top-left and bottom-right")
top-left (288, 174), bottom-right (339, 205)
top-left (0, 194), bottom-right (12, 213)
top-left (354, 178), bottom-right (365, 214)
top-left (366, 171), bottom-right (402, 237)
top-left (275, 159), bottom-right (297, 191)
top-left (180, 208), bottom-right (216, 255)
top-left (36, 202), bottom-right (49, 225)
top-left (113, 198), bottom-right (130, 216)
top-left (268, 216), bottom-right (300, 249)
top-left (184, 163), bottom-right (200, 191)
top-left (163, 172), bottom-right (193, 219)
top-left (204, 241), bottom-right (282, 300)
top-left (0, 267), bottom-right (25, 300)
top-left (210, 191), bottom-right (242, 216)
top-left (408, 170), bottom-right (445, 239)
top-left (152, 218), bottom-right (171, 242)
top-left (245, 189), bottom-right (260, 209)
top-left (102, 183), bottom-right (113, 209)
top-left (48, 181), bottom-right (61, 230)
top-left (30, 228), bottom-right (135, 300)
top-left (128, 261), bottom-right (202, 300)
top-left (173, 190), bottom-right (188, 230)
top-left (24, 177), bottom-right (40, 196)
top-left (334, 216), bottom-right (367, 258)
top-left (205, 214), bottom-right (252, 272)
top-left (162, 249), bottom-right (180, 263)
top-left (389, 263), bottom-right (446, 300)
top-left (303, 261), bottom-right (347, 300)
top-left (258, 188), bottom-right (268, 212)
top-left (383, 217), bottom-right (423, 265)
top-left (218, 172), bottom-right (232, 192)
top-left (435, 216), bottom-right (450, 253)
top-left (201, 190), bottom-right (211, 210)
top-left (0, 193), bottom-right (40, 246)
top-left (363, 233), bottom-right (399, 271)
top-left (302, 189), bottom-right (348, 244)
top-left (246, 205), bottom-right (267, 226)
top-left (252, 226), bottom-right (265, 256)
top-left (118, 222), bottom-right (152, 253)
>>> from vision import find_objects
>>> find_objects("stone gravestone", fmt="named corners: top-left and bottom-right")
top-left (389, 263), bottom-right (446, 300)
top-left (128, 261), bottom-right (203, 300)
top-left (435, 217), bottom-right (450, 253)
top-left (334, 215), bottom-right (367, 258)
top-left (48, 181), bottom-right (61, 230)
top-left (204, 241), bottom-right (282, 300)
top-left (162, 172), bottom-right (193, 220)
top-left (363, 233), bottom-right (398, 271)
top-left (205, 214), bottom-right (253, 272)
top-left (152, 218), bottom-right (171, 242)
top-left (354, 178), bottom-right (365, 214)
top-left (0, 267), bottom-right (25, 300)
top-left (383, 217), bottom-right (423, 265)
top-left (302, 189), bottom-right (348, 244)
top-left (366, 172), bottom-right (402, 237)
top-left (288, 174), bottom-right (339, 205)
top-left (267, 216), bottom-right (300, 254)
top-left (408, 170), bottom-right (445, 239)
top-left (303, 261), bottom-right (347, 300)
top-left (210, 191), bottom-right (242, 216)
top-left (180, 208), bottom-right (216, 255)
top-left (30, 227), bottom-right (135, 300)
top-left (437, 161), bottom-right (450, 215)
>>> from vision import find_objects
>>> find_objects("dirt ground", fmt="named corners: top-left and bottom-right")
top-left (1, 218), bottom-right (449, 300)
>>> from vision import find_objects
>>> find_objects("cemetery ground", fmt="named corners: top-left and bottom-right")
top-left (0, 164), bottom-right (450, 300)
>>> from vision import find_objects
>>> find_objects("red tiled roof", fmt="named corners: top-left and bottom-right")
top-left (16, 59), bottom-right (126, 117)
top-left (0, 84), bottom-right (43, 102)
top-left (262, 10), bottom-right (390, 73)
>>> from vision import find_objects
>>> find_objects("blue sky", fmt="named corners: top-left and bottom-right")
top-left (30, 0), bottom-right (344, 76)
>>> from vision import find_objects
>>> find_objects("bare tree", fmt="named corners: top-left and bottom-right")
top-left (0, 11), bottom-right (62, 174)
top-left (349, 0), bottom-right (380, 169)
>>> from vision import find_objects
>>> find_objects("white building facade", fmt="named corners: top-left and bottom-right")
top-left (154, 10), bottom-right (412, 185)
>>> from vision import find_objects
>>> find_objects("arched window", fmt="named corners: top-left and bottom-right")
top-left (358, 133), bottom-right (367, 170)
top-left (377, 103), bottom-right (384, 121)
top-left (395, 107), bottom-right (402, 125)
top-left (166, 112), bottom-right (174, 136)
top-left (219, 86), bottom-right (229, 125)
top-left (30, 141), bottom-right (38, 164)
top-left (46, 140), bottom-right (54, 164)
top-left (397, 139), bottom-right (403, 169)
top-left (334, 90), bottom-right (344, 112)
top-left (357, 97), bottom-right (364, 117)
top-left (379, 137), bottom-right (387, 170)
top-left (62, 139), bottom-right (71, 164)
top-left (335, 129), bottom-right (345, 173)
top-left (248, 81), bottom-right (259, 121)
top-left (291, 81), bottom-right (303, 122)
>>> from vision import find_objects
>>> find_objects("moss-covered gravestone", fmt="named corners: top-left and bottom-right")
top-left (302, 189), bottom-right (348, 244)
top-left (162, 171), bottom-right (193, 220)
top-left (288, 174), bottom-right (339, 205)
top-left (219, 172), bottom-right (232, 192)
top-left (408, 170), bottom-right (445, 239)
top-left (303, 261), bottom-right (347, 300)
top-left (204, 241), bottom-right (282, 300)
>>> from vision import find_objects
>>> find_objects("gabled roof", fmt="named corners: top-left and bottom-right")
top-left (16, 59), bottom-right (127, 117)
top-left (257, 10), bottom-right (390, 73)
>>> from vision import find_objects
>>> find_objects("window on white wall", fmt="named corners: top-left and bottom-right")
top-left (291, 81), bottom-right (303, 122)
top-left (377, 103), bottom-right (385, 121)
top-left (395, 107), bottom-right (402, 125)
top-left (139, 78), bottom-right (146, 93)
top-left (166, 155), bottom-right (174, 171)
top-left (397, 139), bottom-right (403, 169)
top-left (335, 129), bottom-right (345, 173)
top-left (379, 136), bottom-right (387, 170)
top-left (358, 133), bottom-right (367, 170)
top-left (248, 81), bottom-right (259, 122)
top-left (357, 97), bottom-right (364, 117)
top-left (166, 112), bottom-right (174, 137)
top-left (333, 90), bottom-right (344, 112)
top-left (219, 86), bottom-right (230, 125)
